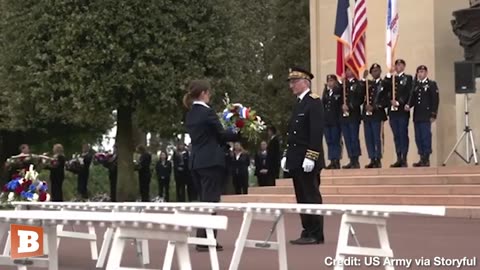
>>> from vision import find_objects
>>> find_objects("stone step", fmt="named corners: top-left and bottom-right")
top-left (248, 185), bottom-right (480, 195)
top-left (318, 166), bottom-right (480, 177)
top-left (221, 194), bottom-right (480, 206)
top-left (275, 175), bottom-right (480, 186)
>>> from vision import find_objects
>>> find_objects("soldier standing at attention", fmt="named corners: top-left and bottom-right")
top-left (322, 74), bottom-right (343, 169)
top-left (340, 67), bottom-right (367, 169)
top-left (281, 67), bottom-right (325, 245)
top-left (405, 65), bottom-right (439, 167)
top-left (363, 64), bottom-right (390, 168)
top-left (385, 59), bottom-right (413, 167)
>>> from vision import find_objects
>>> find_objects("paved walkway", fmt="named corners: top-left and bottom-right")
top-left (3, 212), bottom-right (480, 269)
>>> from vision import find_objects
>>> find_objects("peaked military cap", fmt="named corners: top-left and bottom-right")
top-left (395, 59), bottom-right (406, 65)
top-left (416, 65), bottom-right (428, 72)
top-left (287, 66), bottom-right (314, 81)
top-left (326, 74), bottom-right (337, 81)
top-left (369, 63), bottom-right (382, 72)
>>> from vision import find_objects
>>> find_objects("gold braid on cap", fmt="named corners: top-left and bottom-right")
top-left (289, 71), bottom-right (311, 80)
top-left (305, 149), bottom-right (319, 160)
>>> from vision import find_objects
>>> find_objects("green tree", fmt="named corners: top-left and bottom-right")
top-left (1, 0), bottom-right (235, 200)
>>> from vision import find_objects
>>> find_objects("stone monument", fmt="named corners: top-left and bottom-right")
top-left (452, 1), bottom-right (480, 61)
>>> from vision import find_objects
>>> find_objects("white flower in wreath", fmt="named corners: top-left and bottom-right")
top-left (32, 193), bottom-right (39, 202)
top-left (7, 192), bottom-right (15, 202)
top-left (46, 194), bottom-right (51, 202)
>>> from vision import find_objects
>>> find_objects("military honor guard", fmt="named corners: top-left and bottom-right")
top-left (340, 66), bottom-right (366, 169)
top-left (322, 74), bottom-right (343, 169)
top-left (281, 67), bottom-right (325, 245)
top-left (385, 59), bottom-right (413, 167)
top-left (405, 65), bottom-right (439, 167)
top-left (362, 64), bottom-right (390, 168)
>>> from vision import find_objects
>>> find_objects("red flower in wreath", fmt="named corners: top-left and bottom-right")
top-left (2, 185), bottom-right (8, 192)
top-left (39, 192), bottom-right (47, 202)
top-left (21, 179), bottom-right (32, 189)
top-left (235, 119), bottom-right (245, 128)
top-left (14, 186), bottom-right (23, 195)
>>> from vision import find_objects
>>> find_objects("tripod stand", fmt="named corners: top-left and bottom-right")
top-left (443, 93), bottom-right (479, 166)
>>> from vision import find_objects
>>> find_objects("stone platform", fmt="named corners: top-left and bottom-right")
top-left (221, 166), bottom-right (480, 218)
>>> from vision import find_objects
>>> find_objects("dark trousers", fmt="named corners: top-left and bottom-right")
top-left (138, 172), bottom-right (150, 202)
top-left (267, 175), bottom-right (276, 186)
top-left (158, 176), bottom-right (170, 202)
top-left (364, 120), bottom-right (382, 159)
top-left (109, 170), bottom-right (117, 202)
top-left (414, 121), bottom-right (432, 155)
top-left (257, 174), bottom-right (269, 186)
top-left (232, 173), bottom-right (248, 194)
top-left (291, 168), bottom-right (324, 240)
top-left (389, 116), bottom-right (409, 156)
top-left (325, 125), bottom-right (342, 160)
top-left (186, 176), bottom-right (198, 202)
top-left (77, 172), bottom-right (89, 199)
top-left (192, 166), bottom-right (224, 242)
top-left (50, 177), bottom-right (64, 202)
top-left (175, 173), bottom-right (188, 202)
top-left (341, 122), bottom-right (361, 158)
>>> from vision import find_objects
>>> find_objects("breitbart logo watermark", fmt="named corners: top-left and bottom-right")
top-left (10, 224), bottom-right (44, 259)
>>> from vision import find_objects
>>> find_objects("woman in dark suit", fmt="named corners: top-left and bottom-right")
top-left (48, 144), bottom-right (66, 202)
top-left (231, 142), bottom-right (250, 194)
top-left (183, 79), bottom-right (239, 252)
top-left (155, 151), bottom-right (172, 202)
top-left (255, 141), bottom-right (269, 187)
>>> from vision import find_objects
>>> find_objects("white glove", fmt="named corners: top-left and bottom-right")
top-left (302, 158), bottom-right (315, 173)
top-left (281, 157), bottom-right (288, 172)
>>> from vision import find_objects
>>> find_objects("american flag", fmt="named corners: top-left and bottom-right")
top-left (349, 0), bottom-right (368, 78)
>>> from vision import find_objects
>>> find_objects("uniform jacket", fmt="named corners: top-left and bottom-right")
top-left (254, 151), bottom-right (268, 176)
top-left (231, 152), bottom-right (250, 177)
top-left (266, 135), bottom-right (280, 179)
top-left (173, 150), bottom-right (189, 176)
top-left (362, 78), bottom-right (390, 122)
top-left (322, 85), bottom-right (342, 126)
top-left (185, 103), bottom-right (239, 170)
top-left (339, 78), bottom-right (365, 123)
top-left (408, 78), bottom-right (439, 122)
top-left (156, 160), bottom-right (172, 181)
top-left (138, 152), bottom-right (152, 178)
top-left (285, 90), bottom-right (326, 171)
top-left (384, 73), bottom-right (413, 118)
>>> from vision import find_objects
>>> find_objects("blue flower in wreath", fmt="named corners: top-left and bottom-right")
top-left (20, 191), bottom-right (34, 200)
top-left (29, 184), bottom-right (36, 192)
top-left (6, 179), bottom-right (20, 190)
top-left (39, 182), bottom-right (48, 192)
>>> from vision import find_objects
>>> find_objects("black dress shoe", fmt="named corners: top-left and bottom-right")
top-left (195, 244), bottom-right (224, 252)
top-left (289, 237), bottom-right (324, 245)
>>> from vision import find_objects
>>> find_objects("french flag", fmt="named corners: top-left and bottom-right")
top-left (386, 0), bottom-right (399, 70)
top-left (334, 0), bottom-right (352, 77)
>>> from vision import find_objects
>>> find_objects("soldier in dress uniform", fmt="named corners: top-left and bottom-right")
top-left (340, 67), bottom-right (367, 169)
top-left (362, 64), bottom-right (390, 168)
top-left (385, 59), bottom-right (413, 167)
top-left (322, 74), bottom-right (342, 169)
top-left (405, 65), bottom-right (439, 167)
top-left (281, 66), bottom-right (325, 245)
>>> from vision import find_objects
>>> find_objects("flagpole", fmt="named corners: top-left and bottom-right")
top-left (342, 62), bottom-right (349, 117)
